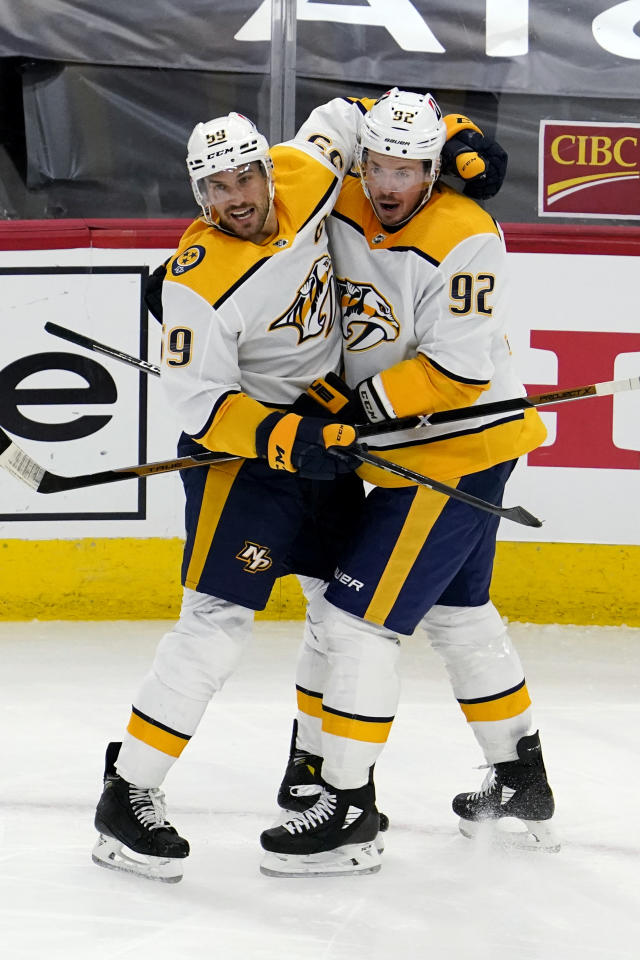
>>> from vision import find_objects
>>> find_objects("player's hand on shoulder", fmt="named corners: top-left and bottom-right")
top-left (441, 114), bottom-right (508, 200)
top-left (255, 411), bottom-right (360, 479)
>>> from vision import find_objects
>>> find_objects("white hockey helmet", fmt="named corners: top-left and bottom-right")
top-left (356, 89), bottom-right (447, 217)
top-left (186, 112), bottom-right (274, 224)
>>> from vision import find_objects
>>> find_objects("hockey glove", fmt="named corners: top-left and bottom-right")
top-left (441, 115), bottom-right (508, 200)
top-left (306, 370), bottom-right (397, 426)
top-left (255, 411), bottom-right (360, 480)
top-left (290, 371), bottom-right (365, 423)
top-left (144, 260), bottom-right (168, 323)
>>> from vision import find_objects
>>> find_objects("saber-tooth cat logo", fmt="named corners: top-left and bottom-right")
top-left (236, 541), bottom-right (273, 573)
top-left (338, 278), bottom-right (400, 351)
top-left (269, 255), bottom-right (336, 343)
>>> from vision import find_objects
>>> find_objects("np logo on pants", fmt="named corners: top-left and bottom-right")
top-left (236, 541), bottom-right (273, 573)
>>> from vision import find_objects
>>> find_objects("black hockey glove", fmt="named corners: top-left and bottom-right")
top-left (304, 372), bottom-right (366, 424)
top-left (144, 260), bottom-right (168, 323)
top-left (441, 115), bottom-right (508, 200)
top-left (255, 411), bottom-right (360, 480)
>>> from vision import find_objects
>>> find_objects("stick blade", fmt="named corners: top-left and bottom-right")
top-left (0, 428), bottom-right (46, 490)
top-left (503, 504), bottom-right (543, 528)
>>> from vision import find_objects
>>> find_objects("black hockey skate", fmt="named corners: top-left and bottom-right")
top-left (277, 720), bottom-right (390, 834)
top-left (452, 731), bottom-right (560, 852)
top-left (92, 741), bottom-right (190, 882)
top-left (261, 780), bottom-right (382, 877)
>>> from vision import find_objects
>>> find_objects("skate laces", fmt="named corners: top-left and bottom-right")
top-left (468, 766), bottom-right (497, 801)
top-left (129, 785), bottom-right (170, 831)
top-left (290, 784), bottom-right (322, 798)
top-left (283, 788), bottom-right (337, 834)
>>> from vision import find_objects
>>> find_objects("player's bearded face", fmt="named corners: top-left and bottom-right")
top-left (362, 151), bottom-right (433, 227)
top-left (203, 163), bottom-right (275, 242)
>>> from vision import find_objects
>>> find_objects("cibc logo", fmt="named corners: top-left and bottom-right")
top-left (539, 121), bottom-right (640, 219)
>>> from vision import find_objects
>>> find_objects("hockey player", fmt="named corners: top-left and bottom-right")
top-left (261, 90), bottom-right (557, 877)
top-left (91, 110), bottom-right (367, 882)
top-left (91, 101), bottom-right (508, 883)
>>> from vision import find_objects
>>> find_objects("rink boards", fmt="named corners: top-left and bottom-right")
top-left (0, 220), bottom-right (639, 624)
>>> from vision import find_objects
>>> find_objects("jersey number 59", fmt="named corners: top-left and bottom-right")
top-left (162, 326), bottom-right (194, 367)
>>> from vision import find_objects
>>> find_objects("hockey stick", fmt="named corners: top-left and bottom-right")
top-left (0, 426), bottom-right (539, 526)
top-left (43, 321), bottom-right (639, 438)
top-left (352, 447), bottom-right (541, 527)
top-left (358, 373), bottom-right (640, 437)
top-left (44, 321), bottom-right (161, 377)
top-left (0, 427), bottom-right (236, 493)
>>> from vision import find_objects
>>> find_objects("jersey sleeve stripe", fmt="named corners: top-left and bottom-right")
top-left (191, 390), bottom-right (238, 443)
top-left (426, 353), bottom-right (491, 386)
top-left (342, 97), bottom-right (368, 114)
top-left (299, 176), bottom-right (339, 232)
top-left (368, 411), bottom-right (526, 451)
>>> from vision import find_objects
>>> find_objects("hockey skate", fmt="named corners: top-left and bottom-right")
top-left (261, 780), bottom-right (382, 877)
top-left (276, 720), bottom-right (389, 843)
top-left (452, 731), bottom-right (560, 852)
top-left (92, 741), bottom-right (190, 882)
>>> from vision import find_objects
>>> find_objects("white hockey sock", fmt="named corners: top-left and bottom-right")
top-left (116, 671), bottom-right (209, 788)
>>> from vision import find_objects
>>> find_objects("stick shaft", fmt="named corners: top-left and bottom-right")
top-left (352, 449), bottom-right (542, 527)
top-left (359, 374), bottom-right (640, 436)
top-left (0, 427), bottom-right (235, 493)
top-left (45, 322), bottom-right (161, 377)
top-left (1, 427), bottom-right (539, 525)
top-left (42, 323), bottom-right (640, 436)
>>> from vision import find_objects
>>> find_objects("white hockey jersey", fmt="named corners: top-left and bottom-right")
top-left (328, 178), bottom-right (546, 486)
top-left (160, 137), bottom-right (354, 456)
top-left (295, 96), bottom-right (546, 486)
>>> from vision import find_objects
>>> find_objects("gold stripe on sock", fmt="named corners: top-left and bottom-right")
top-left (458, 682), bottom-right (532, 723)
top-left (127, 711), bottom-right (190, 758)
top-left (296, 686), bottom-right (323, 719)
top-left (322, 711), bottom-right (393, 744)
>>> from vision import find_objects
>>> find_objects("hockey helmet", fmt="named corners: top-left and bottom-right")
top-left (356, 89), bottom-right (447, 217)
top-left (186, 112), bottom-right (274, 224)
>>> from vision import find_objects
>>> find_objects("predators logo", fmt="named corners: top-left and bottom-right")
top-left (269, 255), bottom-right (336, 343)
top-left (338, 278), bottom-right (400, 351)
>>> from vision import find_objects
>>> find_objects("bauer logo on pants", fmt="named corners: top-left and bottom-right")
top-left (539, 121), bottom-right (640, 219)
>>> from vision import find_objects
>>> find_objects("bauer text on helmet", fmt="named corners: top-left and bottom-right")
top-left (356, 89), bottom-right (446, 227)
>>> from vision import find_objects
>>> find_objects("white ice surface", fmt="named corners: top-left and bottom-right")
top-left (1, 619), bottom-right (639, 960)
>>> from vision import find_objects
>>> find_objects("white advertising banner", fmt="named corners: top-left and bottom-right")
top-left (0, 246), bottom-right (184, 540)
top-left (0, 241), bottom-right (638, 546)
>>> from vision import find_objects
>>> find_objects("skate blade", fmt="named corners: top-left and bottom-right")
top-left (260, 840), bottom-right (382, 877)
top-left (92, 834), bottom-right (185, 882)
top-left (458, 817), bottom-right (561, 853)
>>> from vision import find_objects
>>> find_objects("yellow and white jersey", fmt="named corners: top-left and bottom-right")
top-left (329, 178), bottom-right (546, 485)
top-left (161, 139), bottom-right (349, 453)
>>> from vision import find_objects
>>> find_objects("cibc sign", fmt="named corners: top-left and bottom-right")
top-left (0, 266), bottom-right (148, 521)
top-left (539, 120), bottom-right (640, 219)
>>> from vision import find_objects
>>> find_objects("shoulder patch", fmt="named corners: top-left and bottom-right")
top-left (171, 245), bottom-right (206, 276)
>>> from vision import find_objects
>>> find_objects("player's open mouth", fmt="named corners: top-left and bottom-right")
top-left (230, 207), bottom-right (254, 222)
